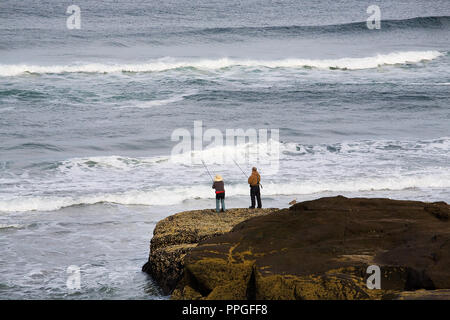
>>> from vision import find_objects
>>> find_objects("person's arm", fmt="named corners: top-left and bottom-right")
top-left (212, 182), bottom-right (216, 189)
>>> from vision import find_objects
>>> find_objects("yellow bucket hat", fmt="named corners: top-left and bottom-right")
top-left (214, 174), bottom-right (223, 182)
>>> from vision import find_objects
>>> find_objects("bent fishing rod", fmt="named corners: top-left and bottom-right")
top-left (232, 159), bottom-right (263, 189)
top-left (201, 160), bottom-right (214, 182)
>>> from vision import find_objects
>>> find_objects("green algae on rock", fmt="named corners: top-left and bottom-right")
top-left (142, 208), bottom-right (277, 294)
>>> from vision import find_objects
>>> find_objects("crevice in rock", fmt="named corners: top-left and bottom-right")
top-left (184, 268), bottom-right (212, 297)
top-left (246, 266), bottom-right (257, 300)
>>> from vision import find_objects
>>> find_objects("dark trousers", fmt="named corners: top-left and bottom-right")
top-left (250, 185), bottom-right (262, 208)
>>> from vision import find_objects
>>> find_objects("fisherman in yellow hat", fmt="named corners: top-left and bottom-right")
top-left (212, 174), bottom-right (226, 213)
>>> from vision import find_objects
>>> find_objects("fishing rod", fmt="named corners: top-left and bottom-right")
top-left (232, 159), bottom-right (263, 189)
top-left (201, 160), bottom-right (214, 182)
top-left (232, 159), bottom-right (248, 178)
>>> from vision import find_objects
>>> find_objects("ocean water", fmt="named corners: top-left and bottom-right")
top-left (0, 0), bottom-right (449, 299)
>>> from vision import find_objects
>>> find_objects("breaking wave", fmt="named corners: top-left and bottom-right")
top-left (0, 224), bottom-right (23, 229)
top-left (0, 173), bottom-right (449, 213)
top-left (1, 137), bottom-right (449, 213)
top-left (0, 51), bottom-right (444, 76)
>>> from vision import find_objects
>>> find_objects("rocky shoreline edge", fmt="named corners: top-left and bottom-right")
top-left (142, 196), bottom-right (450, 300)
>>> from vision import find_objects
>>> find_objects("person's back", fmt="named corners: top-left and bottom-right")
top-left (248, 170), bottom-right (261, 187)
top-left (248, 167), bottom-right (262, 209)
top-left (212, 180), bottom-right (224, 192)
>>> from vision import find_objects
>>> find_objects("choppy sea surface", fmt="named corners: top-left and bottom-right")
top-left (0, 0), bottom-right (449, 299)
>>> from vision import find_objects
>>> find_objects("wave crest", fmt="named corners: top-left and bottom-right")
top-left (0, 51), bottom-right (443, 76)
top-left (188, 16), bottom-right (450, 37)
top-left (0, 173), bottom-right (449, 213)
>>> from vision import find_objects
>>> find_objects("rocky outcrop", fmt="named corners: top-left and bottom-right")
top-left (171, 196), bottom-right (450, 300)
top-left (142, 208), bottom-right (277, 294)
top-left (395, 289), bottom-right (450, 300)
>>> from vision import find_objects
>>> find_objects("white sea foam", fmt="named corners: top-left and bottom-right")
top-left (0, 223), bottom-right (23, 229)
top-left (58, 155), bottom-right (164, 171)
top-left (116, 90), bottom-right (198, 109)
top-left (409, 82), bottom-right (450, 86)
top-left (0, 51), bottom-right (443, 76)
top-left (0, 107), bottom-right (15, 112)
top-left (0, 172), bottom-right (449, 213)
top-left (117, 96), bottom-right (185, 109)
top-left (1, 137), bottom-right (449, 213)
top-left (56, 138), bottom-right (281, 173)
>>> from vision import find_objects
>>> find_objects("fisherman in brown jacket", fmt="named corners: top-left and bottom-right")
top-left (248, 167), bottom-right (262, 209)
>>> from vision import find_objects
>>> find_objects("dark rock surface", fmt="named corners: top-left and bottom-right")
top-left (142, 208), bottom-right (277, 294)
top-left (171, 196), bottom-right (450, 299)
